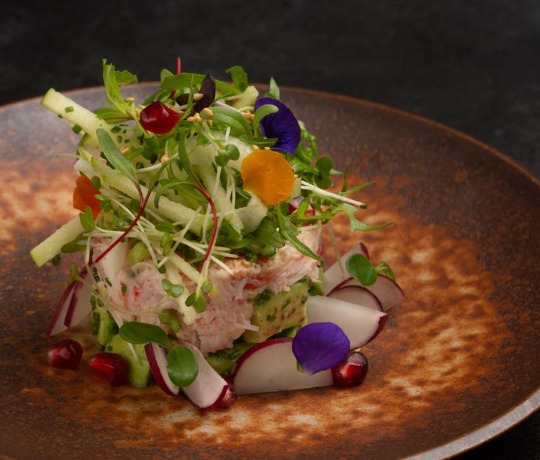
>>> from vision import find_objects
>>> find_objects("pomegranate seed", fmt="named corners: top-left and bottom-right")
top-left (139, 101), bottom-right (181, 134)
top-left (208, 378), bottom-right (237, 410)
top-left (332, 351), bottom-right (368, 387)
top-left (88, 352), bottom-right (129, 386)
top-left (47, 339), bottom-right (83, 369)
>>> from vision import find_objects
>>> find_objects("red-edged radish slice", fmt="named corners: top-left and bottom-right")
top-left (145, 343), bottom-right (180, 396)
top-left (48, 270), bottom-right (92, 335)
top-left (365, 275), bottom-right (405, 310)
top-left (327, 285), bottom-right (383, 311)
top-left (306, 295), bottom-right (387, 349)
top-left (323, 243), bottom-right (370, 294)
top-left (180, 344), bottom-right (231, 409)
top-left (232, 338), bottom-right (333, 394)
top-left (337, 275), bottom-right (405, 311)
top-left (64, 269), bottom-right (92, 327)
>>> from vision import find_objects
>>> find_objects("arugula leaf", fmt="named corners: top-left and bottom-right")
top-left (97, 128), bottom-right (137, 179)
top-left (276, 204), bottom-right (322, 262)
top-left (335, 202), bottom-right (391, 233)
top-left (102, 60), bottom-right (134, 114)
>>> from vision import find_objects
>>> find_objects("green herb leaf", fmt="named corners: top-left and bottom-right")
top-left (335, 202), bottom-right (391, 233)
top-left (346, 254), bottom-right (377, 286)
top-left (166, 346), bottom-right (198, 386)
top-left (162, 278), bottom-right (184, 298)
top-left (102, 60), bottom-right (135, 113)
top-left (119, 321), bottom-right (170, 348)
top-left (225, 65), bottom-right (249, 91)
top-left (376, 260), bottom-right (396, 281)
top-left (97, 128), bottom-right (137, 179)
top-left (276, 204), bottom-right (323, 262)
top-left (79, 206), bottom-right (95, 231)
top-left (210, 106), bottom-right (251, 135)
top-left (265, 77), bottom-right (280, 99)
top-left (253, 103), bottom-right (279, 133)
top-left (186, 292), bottom-right (207, 313)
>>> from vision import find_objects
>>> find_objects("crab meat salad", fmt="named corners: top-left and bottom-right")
top-left (31, 60), bottom-right (404, 409)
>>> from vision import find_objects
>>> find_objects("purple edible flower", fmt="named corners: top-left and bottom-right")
top-left (254, 97), bottom-right (301, 154)
top-left (292, 322), bottom-right (350, 374)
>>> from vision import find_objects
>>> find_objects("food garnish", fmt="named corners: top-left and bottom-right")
top-left (31, 60), bottom-right (404, 409)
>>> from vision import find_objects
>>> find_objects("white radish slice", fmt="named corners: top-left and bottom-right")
top-left (306, 295), bottom-right (387, 349)
top-left (48, 270), bottom-right (92, 335)
top-left (180, 344), bottom-right (230, 409)
top-left (322, 243), bottom-right (370, 294)
top-left (145, 343), bottom-right (180, 396)
top-left (338, 275), bottom-right (405, 311)
top-left (96, 240), bottom-right (128, 282)
top-left (327, 285), bottom-right (383, 311)
top-left (232, 338), bottom-right (333, 394)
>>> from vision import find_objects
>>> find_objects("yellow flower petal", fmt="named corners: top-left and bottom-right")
top-left (240, 149), bottom-right (295, 206)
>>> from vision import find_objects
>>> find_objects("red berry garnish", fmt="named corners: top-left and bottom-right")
top-left (332, 351), bottom-right (368, 387)
top-left (47, 339), bottom-right (83, 369)
top-left (139, 101), bottom-right (181, 134)
top-left (88, 352), bottom-right (129, 386)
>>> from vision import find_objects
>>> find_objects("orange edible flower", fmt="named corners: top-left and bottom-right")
top-left (73, 175), bottom-right (101, 218)
top-left (240, 149), bottom-right (295, 206)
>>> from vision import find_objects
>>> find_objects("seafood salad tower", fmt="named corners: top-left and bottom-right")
top-left (33, 61), bottom-right (403, 408)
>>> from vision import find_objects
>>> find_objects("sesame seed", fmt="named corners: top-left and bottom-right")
top-left (193, 93), bottom-right (204, 101)
top-left (120, 147), bottom-right (130, 154)
top-left (202, 107), bottom-right (213, 116)
top-left (125, 97), bottom-right (135, 103)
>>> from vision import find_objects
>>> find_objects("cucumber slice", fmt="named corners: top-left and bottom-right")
top-left (30, 215), bottom-right (85, 267)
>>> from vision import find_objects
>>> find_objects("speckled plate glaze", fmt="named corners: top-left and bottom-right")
top-left (0, 84), bottom-right (539, 460)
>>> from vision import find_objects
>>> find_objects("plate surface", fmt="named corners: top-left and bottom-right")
top-left (1, 84), bottom-right (539, 459)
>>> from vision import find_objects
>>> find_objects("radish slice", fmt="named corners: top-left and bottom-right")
top-left (180, 344), bottom-right (230, 409)
top-left (64, 268), bottom-right (90, 327)
top-left (96, 240), bottom-right (127, 282)
top-left (323, 243), bottom-right (370, 294)
top-left (145, 343), bottom-right (180, 396)
top-left (337, 275), bottom-right (405, 311)
top-left (306, 295), bottom-right (387, 349)
top-left (327, 285), bottom-right (383, 311)
top-left (232, 338), bottom-right (333, 394)
top-left (48, 270), bottom-right (92, 335)
top-left (47, 282), bottom-right (78, 335)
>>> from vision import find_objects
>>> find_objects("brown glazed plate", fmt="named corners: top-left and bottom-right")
top-left (0, 84), bottom-right (539, 459)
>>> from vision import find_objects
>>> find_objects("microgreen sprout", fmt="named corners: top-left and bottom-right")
top-left (346, 253), bottom-right (396, 286)
top-left (119, 321), bottom-right (198, 386)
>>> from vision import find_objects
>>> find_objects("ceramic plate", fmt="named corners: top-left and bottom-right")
top-left (1, 85), bottom-right (538, 459)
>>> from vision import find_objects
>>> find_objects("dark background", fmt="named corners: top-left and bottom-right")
top-left (1, 0), bottom-right (538, 458)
